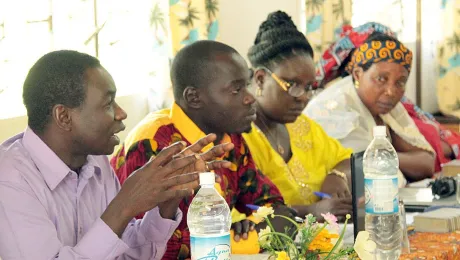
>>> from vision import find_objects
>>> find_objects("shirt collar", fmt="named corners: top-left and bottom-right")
top-left (22, 127), bottom-right (100, 190)
top-left (170, 103), bottom-right (231, 151)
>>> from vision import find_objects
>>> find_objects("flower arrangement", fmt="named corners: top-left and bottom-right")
top-left (254, 206), bottom-right (376, 260)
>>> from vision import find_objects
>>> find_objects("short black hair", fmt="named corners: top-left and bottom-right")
top-left (341, 32), bottom-right (400, 77)
top-left (247, 11), bottom-right (314, 69)
top-left (23, 50), bottom-right (101, 133)
top-left (170, 40), bottom-right (238, 101)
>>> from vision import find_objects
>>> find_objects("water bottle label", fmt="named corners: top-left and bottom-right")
top-left (190, 234), bottom-right (231, 260)
top-left (364, 177), bottom-right (399, 214)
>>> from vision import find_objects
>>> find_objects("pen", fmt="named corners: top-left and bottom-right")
top-left (246, 204), bottom-right (260, 210)
top-left (314, 191), bottom-right (332, 199)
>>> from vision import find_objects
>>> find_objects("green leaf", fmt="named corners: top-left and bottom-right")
top-left (305, 0), bottom-right (324, 13)
top-left (205, 0), bottom-right (219, 20)
top-left (446, 32), bottom-right (460, 54)
top-left (179, 3), bottom-right (200, 28)
top-left (150, 3), bottom-right (165, 29)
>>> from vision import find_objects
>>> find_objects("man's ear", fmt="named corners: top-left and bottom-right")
top-left (183, 86), bottom-right (202, 109)
top-left (52, 104), bottom-right (72, 131)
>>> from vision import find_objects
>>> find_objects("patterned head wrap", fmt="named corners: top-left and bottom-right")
top-left (345, 39), bottom-right (413, 74)
top-left (315, 22), bottom-right (398, 87)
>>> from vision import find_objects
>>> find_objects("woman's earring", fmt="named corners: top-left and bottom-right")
top-left (256, 87), bottom-right (263, 97)
top-left (355, 81), bottom-right (360, 89)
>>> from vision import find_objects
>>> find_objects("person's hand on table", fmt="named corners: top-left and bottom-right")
top-left (232, 219), bottom-right (256, 242)
top-left (321, 174), bottom-right (351, 199)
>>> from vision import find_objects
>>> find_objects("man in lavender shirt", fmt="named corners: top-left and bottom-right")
top-left (0, 50), bottom-right (233, 260)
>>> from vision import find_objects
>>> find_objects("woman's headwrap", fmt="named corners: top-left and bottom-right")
top-left (345, 39), bottom-right (413, 74)
top-left (315, 22), bottom-right (399, 87)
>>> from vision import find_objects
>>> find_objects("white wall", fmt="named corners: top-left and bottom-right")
top-left (420, 0), bottom-right (442, 113)
top-left (219, 0), bottom-right (303, 63)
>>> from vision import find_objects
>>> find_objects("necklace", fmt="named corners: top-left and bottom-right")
top-left (257, 118), bottom-right (285, 155)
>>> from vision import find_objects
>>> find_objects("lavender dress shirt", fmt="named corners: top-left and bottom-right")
top-left (0, 128), bottom-right (182, 260)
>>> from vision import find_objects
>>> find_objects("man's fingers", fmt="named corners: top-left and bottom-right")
top-left (162, 172), bottom-right (199, 190)
top-left (200, 143), bottom-right (234, 161)
top-left (242, 220), bottom-right (250, 240)
top-left (207, 160), bottom-right (232, 171)
top-left (249, 221), bottom-right (256, 231)
top-left (183, 134), bottom-right (217, 155)
top-left (159, 188), bottom-right (195, 204)
top-left (161, 154), bottom-right (198, 177)
top-left (232, 222), bottom-right (242, 242)
top-left (148, 142), bottom-right (186, 169)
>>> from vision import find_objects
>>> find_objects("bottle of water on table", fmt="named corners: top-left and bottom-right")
top-left (364, 126), bottom-right (401, 259)
top-left (187, 172), bottom-right (232, 260)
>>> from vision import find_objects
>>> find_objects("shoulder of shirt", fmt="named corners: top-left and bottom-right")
top-left (0, 136), bottom-right (36, 185)
top-left (122, 108), bottom-right (172, 151)
top-left (307, 77), bottom-right (353, 106)
top-left (305, 78), bottom-right (359, 123)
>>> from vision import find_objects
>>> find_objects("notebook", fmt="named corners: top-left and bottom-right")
top-left (413, 208), bottom-right (460, 233)
top-left (442, 159), bottom-right (460, 177)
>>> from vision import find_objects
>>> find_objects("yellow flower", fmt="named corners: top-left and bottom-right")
top-left (275, 251), bottom-right (290, 260)
top-left (253, 206), bottom-right (275, 221)
top-left (258, 226), bottom-right (271, 247)
top-left (354, 231), bottom-right (376, 260)
top-left (308, 229), bottom-right (338, 253)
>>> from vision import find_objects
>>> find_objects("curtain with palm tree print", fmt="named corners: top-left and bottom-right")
top-left (169, 0), bottom-right (219, 55)
top-left (148, 0), bottom-right (175, 111)
top-left (305, 0), bottom-right (352, 61)
top-left (437, 0), bottom-right (460, 118)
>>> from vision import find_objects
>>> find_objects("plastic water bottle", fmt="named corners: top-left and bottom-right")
top-left (187, 172), bottom-right (232, 260)
top-left (364, 126), bottom-right (401, 259)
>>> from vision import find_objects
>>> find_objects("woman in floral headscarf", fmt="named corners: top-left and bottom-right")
top-left (305, 23), bottom-right (435, 183)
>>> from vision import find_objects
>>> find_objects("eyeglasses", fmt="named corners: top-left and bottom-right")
top-left (260, 67), bottom-right (322, 98)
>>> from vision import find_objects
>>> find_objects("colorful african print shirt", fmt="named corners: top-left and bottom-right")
top-left (110, 103), bottom-right (283, 260)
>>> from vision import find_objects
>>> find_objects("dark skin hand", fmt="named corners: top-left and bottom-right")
top-left (232, 220), bottom-right (256, 242)
top-left (320, 159), bottom-right (352, 198)
top-left (233, 205), bottom-right (299, 242)
top-left (290, 159), bottom-right (353, 222)
top-left (157, 134), bottom-right (234, 219)
top-left (167, 134), bottom-right (259, 242)
top-left (231, 206), bottom-right (297, 248)
top-left (101, 134), bottom-right (234, 237)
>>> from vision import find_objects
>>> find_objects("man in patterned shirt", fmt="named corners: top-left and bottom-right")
top-left (111, 41), bottom-right (289, 259)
